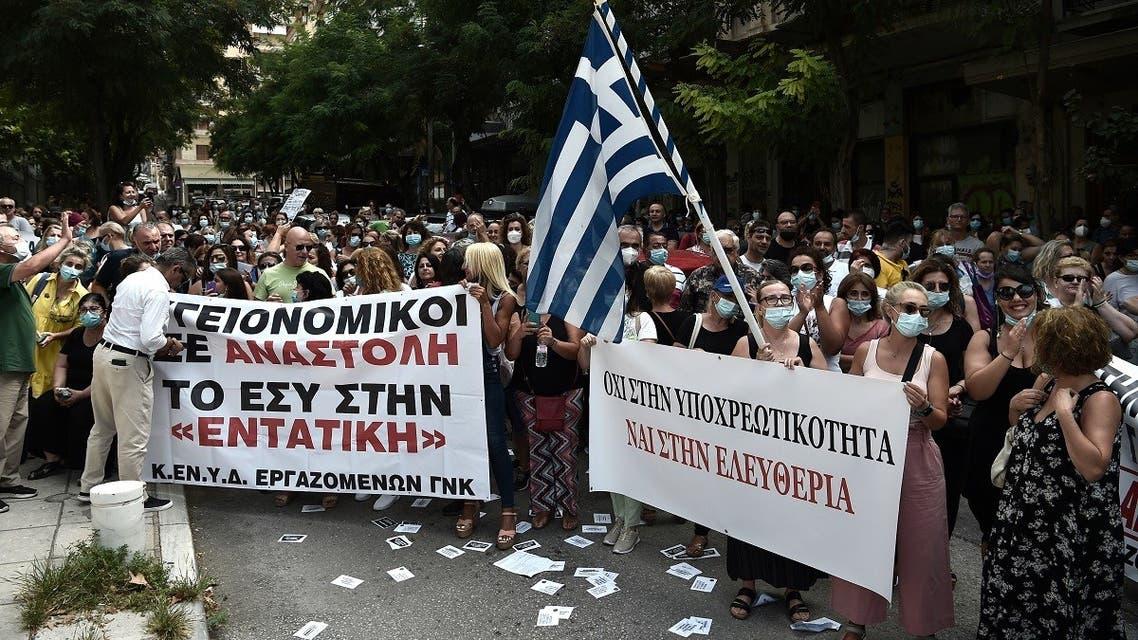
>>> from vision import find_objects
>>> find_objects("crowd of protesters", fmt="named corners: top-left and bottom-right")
top-left (0, 187), bottom-right (1134, 639)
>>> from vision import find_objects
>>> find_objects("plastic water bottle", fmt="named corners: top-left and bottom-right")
top-left (535, 343), bottom-right (548, 368)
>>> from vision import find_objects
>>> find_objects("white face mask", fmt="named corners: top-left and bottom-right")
top-left (1074, 225), bottom-right (1088, 238)
top-left (506, 230), bottom-right (523, 244)
top-left (620, 247), bottom-right (639, 266)
top-left (861, 265), bottom-right (876, 278)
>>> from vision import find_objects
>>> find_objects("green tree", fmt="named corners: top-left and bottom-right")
top-left (1065, 91), bottom-right (1138, 195)
top-left (675, 43), bottom-right (844, 191)
top-left (0, 0), bottom-right (291, 205)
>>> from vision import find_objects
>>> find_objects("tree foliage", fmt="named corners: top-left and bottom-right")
top-left (1066, 91), bottom-right (1138, 190)
top-left (675, 43), bottom-right (844, 171)
top-left (0, 0), bottom-right (292, 204)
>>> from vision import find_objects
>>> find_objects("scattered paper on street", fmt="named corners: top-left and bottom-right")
top-left (462, 540), bottom-right (492, 553)
top-left (671, 548), bottom-right (721, 560)
top-left (688, 617), bottom-right (712, 635)
top-left (513, 539), bottom-right (541, 552)
top-left (536, 608), bottom-right (558, 627)
top-left (300, 504), bottom-right (325, 513)
top-left (531, 579), bottom-right (563, 595)
top-left (393, 522), bottom-right (421, 534)
top-left (580, 525), bottom-right (607, 534)
top-left (659, 544), bottom-right (686, 558)
top-left (574, 567), bottom-right (603, 577)
top-left (410, 498), bottom-right (432, 508)
top-left (789, 617), bottom-right (842, 632)
top-left (331, 575), bottom-right (363, 589)
top-left (386, 535), bottom-right (413, 550)
top-left (516, 521), bottom-right (533, 534)
top-left (754, 592), bottom-right (780, 608)
top-left (548, 606), bottom-right (573, 619)
top-left (278, 534), bottom-right (307, 543)
top-left (494, 550), bottom-right (560, 577)
top-left (436, 545), bottom-right (464, 559)
top-left (564, 535), bottom-right (593, 548)
top-left (587, 581), bottom-right (620, 598)
top-left (593, 513), bottom-right (612, 524)
top-left (293, 621), bottom-right (328, 639)
top-left (371, 517), bottom-right (396, 529)
top-left (386, 566), bottom-right (414, 582)
top-left (547, 561), bottom-right (566, 572)
top-left (690, 576), bottom-right (717, 592)
top-left (666, 562), bottom-right (702, 580)
top-left (668, 618), bottom-right (699, 637)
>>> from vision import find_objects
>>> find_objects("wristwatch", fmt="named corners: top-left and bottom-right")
top-left (916, 403), bottom-right (934, 417)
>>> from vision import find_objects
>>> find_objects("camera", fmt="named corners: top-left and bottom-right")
top-left (56, 388), bottom-right (72, 400)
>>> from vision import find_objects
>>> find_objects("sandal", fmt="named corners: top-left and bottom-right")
top-left (686, 534), bottom-right (708, 558)
top-left (532, 510), bottom-right (552, 530)
top-left (321, 494), bottom-right (339, 509)
top-left (455, 501), bottom-right (480, 539)
top-left (273, 492), bottom-right (293, 507)
top-left (730, 587), bottom-right (756, 620)
top-left (560, 512), bottom-right (579, 531)
top-left (641, 506), bottom-right (657, 525)
top-left (785, 590), bottom-right (810, 623)
top-left (27, 461), bottom-right (63, 481)
top-left (497, 509), bottom-right (518, 550)
top-left (841, 623), bottom-right (867, 640)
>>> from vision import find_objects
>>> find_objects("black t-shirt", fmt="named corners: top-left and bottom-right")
top-left (925, 316), bottom-right (973, 384)
top-left (675, 313), bottom-right (748, 355)
top-left (60, 330), bottom-right (98, 389)
top-left (648, 309), bottom-right (685, 347)
top-left (642, 222), bottom-right (679, 244)
top-left (764, 240), bottom-right (795, 265)
top-left (94, 248), bottom-right (138, 297)
top-left (513, 316), bottom-right (581, 396)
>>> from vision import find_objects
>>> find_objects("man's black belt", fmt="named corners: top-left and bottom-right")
top-left (100, 340), bottom-right (149, 358)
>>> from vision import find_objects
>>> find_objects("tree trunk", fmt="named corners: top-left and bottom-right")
top-left (86, 110), bottom-right (109, 209)
top-left (1033, 0), bottom-right (1054, 236)
top-left (827, 38), bottom-right (858, 212)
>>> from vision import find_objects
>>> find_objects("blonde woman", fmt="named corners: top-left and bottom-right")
top-left (1046, 256), bottom-right (1137, 342)
top-left (1032, 239), bottom-right (1074, 305)
top-left (455, 243), bottom-right (522, 548)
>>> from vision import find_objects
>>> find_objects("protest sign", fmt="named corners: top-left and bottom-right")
top-left (279, 188), bottom-right (312, 218)
top-left (589, 341), bottom-right (910, 599)
top-left (144, 285), bottom-right (489, 499)
top-left (1100, 357), bottom-right (1138, 583)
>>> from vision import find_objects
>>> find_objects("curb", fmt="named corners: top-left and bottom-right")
top-left (155, 484), bottom-right (209, 640)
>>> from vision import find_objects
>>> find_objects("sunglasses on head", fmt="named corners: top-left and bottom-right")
top-left (995, 284), bottom-right (1036, 301)
top-left (1058, 274), bottom-right (1088, 283)
top-left (896, 302), bottom-right (931, 317)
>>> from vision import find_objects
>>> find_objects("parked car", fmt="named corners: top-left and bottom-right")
top-left (480, 194), bottom-right (538, 219)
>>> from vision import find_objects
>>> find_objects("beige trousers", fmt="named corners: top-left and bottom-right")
top-left (81, 345), bottom-right (154, 494)
top-left (0, 372), bottom-right (30, 486)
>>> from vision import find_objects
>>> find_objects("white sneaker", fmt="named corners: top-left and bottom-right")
top-left (612, 527), bottom-right (639, 554)
top-left (353, 493), bottom-right (370, 502)
top-left (372, 494), bottom-right (399, 511)
top-left (603, 517), bottom-right (625, 546)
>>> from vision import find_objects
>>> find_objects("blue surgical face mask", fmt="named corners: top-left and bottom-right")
top-left (894, 312), bottom-right (928, 337)
top-left (316, 228), bottom-right (328, 240)
top-left (1005, 310), bottom-right (1037, 327)
top-left (59, 265), bottom-right (82, 281)
top-left (927, 291), bottom-right (950, 309)
top-left (198, 218), bottom-right (209, 227)
top-left (912, 219), bottom-right (924, 231)
top-left (970, 219), bottom-right (982, 230)
top-left (847, 300), bottom-right (872, 316)
top-left (1126, 259), bottom-right (1138, 273)
top-left (1005, 249), bottom-right (1021, 263)
top-left (220, 221), bottom-right (231, 230)
top-left (831, 221), bottom-right (841, 231)
top-left (349, 236), bottom-right (361, 247)
top-left (79, 311), bottom-right (102, 328)
top-left (714, 297), bottom-right (738, 319)
top-left (764, 305), bottom-right (795, 329)
top-left (204, 234), bottom-right (216, 244)
top-left (934, 245), bottom-right (956, 257)
top-left (98, 239), bottom-right (112, 252)
top-left (45, 236), bottom-right (59, 246)
top-left (649, 248), bottom-right (668, 265)
top-left (290, 290), bottom-right (300, 303)
top-left (405, 233), bottom-right (422, 247)
top-left (790, 271), bottom-right (817, 291)
top-left (700, 232), bottom-right (710, 245)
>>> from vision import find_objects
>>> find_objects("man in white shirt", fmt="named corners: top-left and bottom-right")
top-left (645, 231), bottom-right (686, 299)
top-left (946, 202), bottom-right (984, 263)
top-left (739, 221), bottom-right (770, 272)
top-left (1104, 245), bottom-right (1138, 323)
top-left (79, 248), bottom-right (195, 512)
top-left (812, 228), bottom-right (848, 297)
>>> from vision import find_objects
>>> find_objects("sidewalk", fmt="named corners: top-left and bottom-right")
top-left (0, 463), bottom-right (207, 640)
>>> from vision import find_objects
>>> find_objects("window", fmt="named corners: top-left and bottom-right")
top-left (195, 145), bottom-right (210, 161)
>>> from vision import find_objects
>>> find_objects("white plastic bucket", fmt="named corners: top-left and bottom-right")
top-left (89, 481), bottom-right (146, 554)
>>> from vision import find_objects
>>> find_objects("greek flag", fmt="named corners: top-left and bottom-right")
top-left (527, 0), bottom-right (700, 342)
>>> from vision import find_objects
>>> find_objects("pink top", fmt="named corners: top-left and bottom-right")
top-left (841, 319), bottom-right (890, 357)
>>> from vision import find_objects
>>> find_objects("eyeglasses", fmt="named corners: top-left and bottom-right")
top-left (78, 306), bottom-right (103, 313)
top-left (789, 264), bottom-right (815, 274)
top-left (896, 302), bottom-right (932, 317)
top-left (0, 204), bottom-right (13, 210)
top-left (1058, 274), bottom-right (1088, 284)
top-left (760, 294), bottom-right (793, 306)
top-left (995, 284), bottom-right (1037, 301)
top-left (922, 281), bottom-right (951, 292)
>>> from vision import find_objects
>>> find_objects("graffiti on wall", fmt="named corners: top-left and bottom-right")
top-left (958, 173), bottom-right (1015, 217)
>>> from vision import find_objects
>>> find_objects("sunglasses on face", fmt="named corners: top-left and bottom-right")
top-left (995, 284), bottom-right (1037, 301)
top-left (259, 263), bottom-right (277, 270)
top-left (789, 264), bottom-right (815, 274)
top-left (361, 242), bottom-right (375, 247)
top-left (922, 281), bottom-right (951, 292)
top-left (1058, 274), bottom-right (1088, 284)
top-left (293, 244), bottom-right (314, 252)
top-left (896, 302), bottom-right (931, 317)
top-left (760, 294), bottom-right (793, 306)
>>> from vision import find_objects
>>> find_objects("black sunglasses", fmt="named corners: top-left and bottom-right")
top-left (995, 284), bottom-right (1037, 301)
top-left (293, 244), bottom-right (315, 252)
top-left (922, 281), bottom-right (951, 292)
top-left (1058, 274), bottom-right (1088, 284)
top-left (789, 264), bottom-right (815, 274)
top-left (896, 302), bottom-right (931, 317)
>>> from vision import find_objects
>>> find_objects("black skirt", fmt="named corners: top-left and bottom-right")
top-left (726, 537), bottom-right (824, 590)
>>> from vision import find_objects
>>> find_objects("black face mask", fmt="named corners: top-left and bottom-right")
top-left (779, 229), bottom-right (797, 241)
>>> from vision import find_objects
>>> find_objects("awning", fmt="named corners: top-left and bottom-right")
top-left (176, 163), bottom-right (255, 184)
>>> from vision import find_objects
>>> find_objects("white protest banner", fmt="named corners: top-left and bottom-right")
top-left (279, 188), bottom-right (312, 218)
top-left (1100, 356), bottom-right (1138, 583)
top-left (589, 341), bottom-right (910, 599)
top-left (143, 285), bottom-right (489, 499)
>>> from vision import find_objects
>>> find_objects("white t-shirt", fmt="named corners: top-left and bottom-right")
top-left (791, 293), bottom-right (841, 372)
top-left (1104, 270), bottom-right (1138, 321)
top-left (953, 236), bottom-right (985, 263)
top-left (739, 254), bottom-right (764, 272)
top-left (623, 312), bottom-right (658, 342)
top-left (826, 259), bottom-right (849, 297)
top-left (665, 263), bottom-right (687, 293)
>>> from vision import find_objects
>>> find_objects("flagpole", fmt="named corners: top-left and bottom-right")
top-left (590, 0), bottom-right (768, 350)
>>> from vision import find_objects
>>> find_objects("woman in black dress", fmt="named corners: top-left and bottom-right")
top-left (910, 258), bottom-right (974, 536)
top-left (725, 279), bottom-right (826, 624)
top-left (978, 306), bottom-right (1124, 639)
top-left (963, 264), bottom-right (1043, 547)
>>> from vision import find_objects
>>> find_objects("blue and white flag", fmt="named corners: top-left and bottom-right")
top-left (527, 1), bottom-right (701, 342)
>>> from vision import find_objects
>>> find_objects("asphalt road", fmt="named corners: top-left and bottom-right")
top-left (184, 480), bottom-right (1083, 640)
